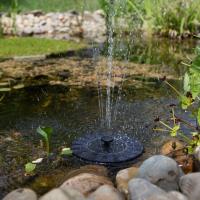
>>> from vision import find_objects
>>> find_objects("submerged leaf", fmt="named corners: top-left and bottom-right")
top-left (13, 84), bottom-right (25, 89)
top-left (0, 88), bottom-right (11, 92)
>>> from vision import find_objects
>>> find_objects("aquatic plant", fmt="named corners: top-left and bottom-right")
top-left (61, 147), bottom-right (73, 156)
top-left (25, 162), bottom-right (36, 174)
top-left (37, 126), bottom-right (53, 155)
top-left (154, 47), bottom-right (200, 154)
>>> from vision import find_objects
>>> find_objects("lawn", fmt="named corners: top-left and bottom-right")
top-left (0, 37), bottom-right (87, 58)
top-left (0, 0), bottom-right (100, 12)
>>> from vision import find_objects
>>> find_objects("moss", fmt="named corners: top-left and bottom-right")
top-left (0, 37), bottom-right (87, 58)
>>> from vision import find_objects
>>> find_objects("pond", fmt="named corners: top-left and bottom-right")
top-left (0, 37), bottom-right (199, 198)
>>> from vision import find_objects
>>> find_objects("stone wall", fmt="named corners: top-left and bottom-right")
top-left (0, 10), bottom-right (106, 42)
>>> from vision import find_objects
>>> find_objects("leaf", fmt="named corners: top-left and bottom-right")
top-left (192, 132), bottom-right (199, 137)
top-left (0, 82), bottom-right (9, 86)
top-left (187, 146), bottom-right (194, 154)
top-left (25, 162), bottom-right (36, 173)
top-left (181, 96), bottom-right (192, 110)
top-left (197, 108), bottom-right (200, 127)
top-left (0, 88), bottom-right (11, 92)
top-left (37, 126), bottom-right (53, 142)
top-left (37, 126), bottom-right (53, 154)
top-left (170, 125), bottom-right (180, 137)
top-left (13, 84), bottom-right (25, 89)
top-left (61, 148), bottom-right (73, 156)
top-left (0, 94), bottom-right (5, 101)
top-left (183, 72), bottom-right (190, 93)
top-left (32, 158), bottom-right (43, 164)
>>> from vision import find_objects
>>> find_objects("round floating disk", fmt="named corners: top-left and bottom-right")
top-left (71, 133), bottom-right (143, 163)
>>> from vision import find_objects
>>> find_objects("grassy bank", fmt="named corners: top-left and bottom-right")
top-left (100, 0), bottom-right (200, 38)
top-left (0, 0), bottom-right (100, 13)
top-left (0, 37), bottom-right (86, 58)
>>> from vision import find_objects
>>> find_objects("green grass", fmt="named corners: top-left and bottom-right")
top-left (0, 37), bottom-right (87, 58)
top-left (0, 0), bottom-right (100, 13)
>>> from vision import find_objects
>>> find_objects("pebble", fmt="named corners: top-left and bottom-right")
top-left (179, 172), bottom-right (200, 200)
top-left (88, 185), bottom-right (124, 200)
top-left (60, 173), bottom-right (113, 196)
top-left (137, 155), bottom-right (183, 191)
top-left (128, 178), bottom-right (166, 200)
top-left (116, 166), bottom-right (139, 195)
top-left (3, 188), bottom-right (37, 200)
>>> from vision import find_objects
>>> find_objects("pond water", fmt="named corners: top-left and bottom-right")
top-left (0, 37), bottom-right (199, 197)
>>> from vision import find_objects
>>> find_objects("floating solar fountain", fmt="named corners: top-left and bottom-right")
top-left (71, 132), bottom-right (143, 164)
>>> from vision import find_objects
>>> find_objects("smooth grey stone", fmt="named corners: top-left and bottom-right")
top-left (137, 155), bottom-right (183, 191)
top-left (3, 188), bottom-right (37, 200)
top-left (167, 191), bottom-right (188, 200)
top-left (40, 187), bottom-right (85, 200)
top-left (179, 173), bottom-right (200, 200)
top-left (128, 178), bottom-right (166, 200)
top-left (88, 185), bottom-right (124, 200)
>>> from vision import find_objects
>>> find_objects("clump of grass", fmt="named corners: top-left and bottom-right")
top-left (126, 0), bottom-right (200, 37)
top-left (0, 37), bottom-right (86, 58)
top-left (100, 0), bottom-right (200, 38)
top-left (0, 0), bottom-right (100, 12)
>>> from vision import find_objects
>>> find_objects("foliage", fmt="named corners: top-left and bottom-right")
top-left (0, 0), bottom-right (100, 12)
top-left (25, 162), bottom-right (36, 174)
top-left (61, 148), bottom-right (73, 156)
top-left (100, 0), bottom-right (200, 37)
top-left (0, 37), bottom-right (86, 58)
top-left (154, 47), bottom-right (200, 154)
top-left (25, 127), bottom-right (72, 176)
top-left (37, 126), bottom-right (53, 155)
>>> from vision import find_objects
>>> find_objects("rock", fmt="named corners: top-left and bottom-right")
top-left (128, 178), bottom-right (166, 200)
top-left (88, 185), bottom-right (124, 200)
top-left (179, 172), bottom-right (200, 200)
top-left (65, 165), bottom-right (108, 179)
top-left (194, 146), bottom-right (200, 162)
top-left (167, 191), bottom-right (188, 200)
top-left (116, 167), bottom-right (139, 195)
top-left (137, 155), bottom-right (183, 191)
top-left (175, 153), bottom-right (194, 174)
top-left (160, 140), bottom-right (184, 155)
top-left (194, 146), bottom-right (200, 171)
top-left (40, 187), bottom-right (85, 200)
top-left (58, 71), bottom-right (70, 79)
top-left (1, 11), bottom-right (106, 42)
top-left (40, 188), bottom-right (67, 200)
top-left (161, 140), bottom-right (193, 173)
top-left (3, 188), bottom-right (37, 200)
top-left (60, 173), bottom-right (113, 196)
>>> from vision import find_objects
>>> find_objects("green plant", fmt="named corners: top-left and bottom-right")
top-left (24, 127), bottom-right (72, 176)
top-left (61, 147), bottom-right (73, 156)
top-left (37, 126), bottom-right (53, 155)
top-left (120, 0), bottom-right (200, 37)
top-left (25, 162), bottom-right (36, 174)
top-left (154, 47), bottom-right (200, 154)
